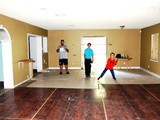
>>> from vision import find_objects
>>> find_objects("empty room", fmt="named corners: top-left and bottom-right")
top-left (0, 0), bottom-right (160, 120)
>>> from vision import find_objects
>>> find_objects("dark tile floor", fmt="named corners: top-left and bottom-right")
top-left (0, 84), bottom-right (160, 120)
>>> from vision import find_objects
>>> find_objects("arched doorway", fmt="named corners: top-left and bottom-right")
top-left (0, 25), bottom-right (14, 88)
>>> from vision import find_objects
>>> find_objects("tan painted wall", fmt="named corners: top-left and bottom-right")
top-left (141, 23), bottom-right (160, 75)
top-left (48, 29), bottom-right (141, 68)
top-left (0, 14), bottom-right (47, 86)
top-left (43, 53), bottom-right (48, 69)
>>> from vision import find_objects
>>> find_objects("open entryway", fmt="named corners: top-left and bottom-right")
top-left (0, 25), bottom-right (14, 89)
top-left (81, 36), bottom-right (107, 70)
top-left (27, 34), bottom-right (43, 75)
top-left (0, 41), bottom-right (3, 88)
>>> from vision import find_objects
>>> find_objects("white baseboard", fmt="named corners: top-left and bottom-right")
top-left (14, 78), bottom-right (29, 88)
top-left (141, 68), bottom-right (160, 78)
top-left (114, 66), bottom-right (140, 69)
top-left (49, 67), bottom-right (81, 70)
top-left (49, 67), bottom-right (140, 70)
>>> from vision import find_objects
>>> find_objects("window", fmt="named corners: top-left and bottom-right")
top-left (151, 33), bottom-right (159, 62)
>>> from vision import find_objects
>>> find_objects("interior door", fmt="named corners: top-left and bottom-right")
top-left (36, 36), bottom-right (43, 72)
top-left (29, 36), bottom-right (43, 72)
top-left (29, 36), bottom-right (37, 69)
top-left (42, 37), bottom-right (48, 69)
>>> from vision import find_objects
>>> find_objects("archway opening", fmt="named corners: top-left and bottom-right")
top-left (0, 25), bottom-right (14, 89)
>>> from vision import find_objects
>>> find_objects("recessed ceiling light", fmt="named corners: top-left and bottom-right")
top-left (55, 14), bottom-right (67, 17)
top-left (66, 25), bottom-right (75, 26)
top-left (39, 8), bottom-right (47, 11)
top-left (148, 7), bottom-right (156, 10)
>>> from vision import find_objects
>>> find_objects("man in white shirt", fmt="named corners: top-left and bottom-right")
top-left (56, 39), bottom-right (70, 74)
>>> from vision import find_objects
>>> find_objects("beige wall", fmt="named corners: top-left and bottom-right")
top-left (43, 53), bottom-right (48, 69)
top-left (48, 29), bottom-right (141, 68)
top-left (141, 23), bottom-right (160, 75)
top-left (0, 14), bottom-right (48, 86)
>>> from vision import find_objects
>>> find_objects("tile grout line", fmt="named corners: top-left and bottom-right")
top-left (2, 118), bottom-right (28, 120)
top-left (102, 98), bottom-right (108, 120)
top-left (63, 100), bottom-right (72, 120)
top-left (121, 86), bottom-right (141, 119)
top-left (140, 84), bottom-right (160, 102)
top-left (31, 88), bottom-right (57, 120)
top-left (99, 82), bottom-right (108, 120)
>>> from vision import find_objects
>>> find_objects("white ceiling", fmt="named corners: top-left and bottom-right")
top-left (0, 0), bottom-right (160, 30)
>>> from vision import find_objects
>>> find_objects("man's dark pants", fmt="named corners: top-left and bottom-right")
top-left (85, 59), bottom-right (92, 77)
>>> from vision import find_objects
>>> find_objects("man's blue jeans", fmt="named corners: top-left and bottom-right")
top-left (99, 68), bottom-right (116, 79)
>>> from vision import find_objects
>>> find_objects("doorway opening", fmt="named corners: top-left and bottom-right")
top-left (0, 25), bottom-right (14, 89)
top-left (0, 41), bottom-right (4, 88)
top-left (27, 34), bottom-right (43, 76)
top-left (81, 36), bottom-right (107, 70)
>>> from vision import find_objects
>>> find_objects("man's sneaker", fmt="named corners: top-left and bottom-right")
top-left (60, 72), bottom-right (62, 75)
top-left (97, 77), bottom-right (101, 80)
top-left (66, 72), bottom-right (70, 74)
top-left (113, 78), bottom-right (117, 80)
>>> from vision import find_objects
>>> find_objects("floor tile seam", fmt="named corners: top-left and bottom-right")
top-left (102, 98), bottom-right (108, 120)
top-left (99, 83), bottom-right (108, 120)
top-left (30, 88), bottom-right (57, 120)
top-left (62, 100), bottom-right (72, 120)
top-left (140, 84), bottom-right (160, 102)
top-left (1, 117), bottom-right (29, 120)
top-left (121, 87), bottom-right (141, 119)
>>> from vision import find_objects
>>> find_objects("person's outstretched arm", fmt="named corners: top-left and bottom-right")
top-left (92, 55), bottom-right (94, 62)
top-left (92, 50), bottom-right (94, 62)
top-left (64, 46), bottom-right (69, 52)
top-left (56, 47), bottom-right (60, 53)
top-left (116, 58), bottom-right (118, 63)
top-left (84, 49), bottom-right (86, 59)
top-left (65, 48), bottom-right (69, 52)
top-left (114, 58), bottom-right (118, 66)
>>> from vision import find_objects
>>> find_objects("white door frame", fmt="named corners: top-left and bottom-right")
top-left (0, 25), bottom-right (14, 88)
top-left (81, 36), bottom-right (107, 69)
top-left (27, 33), bottom-right (43, 72)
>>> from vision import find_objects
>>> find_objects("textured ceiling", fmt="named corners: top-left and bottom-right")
top-left (0, 0), bottom-right (160, 30)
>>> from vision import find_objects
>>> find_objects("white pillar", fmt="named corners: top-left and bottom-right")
top-left (2, 41), bottom-right (14, 88)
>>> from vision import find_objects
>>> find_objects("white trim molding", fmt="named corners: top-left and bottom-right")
top-left (150, 59), bottom-right (158, 63)
top-left (49, 67), bottom-right (140, 70)
top-left (14, 78), bottom-right (29, 88)
top-left (141, 68), bottom-right (160, 78)
top-left (0, 25), bottom-right (11, 40)
top-left (0, 25), bottom-right (14, 89)
top-left (114, 67), bottom-right (140, 69)
top-left (49, 67), bottom-right (82, 70)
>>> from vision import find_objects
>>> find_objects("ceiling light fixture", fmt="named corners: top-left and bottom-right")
top-left (120, 25), bottom-right (125, 29)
